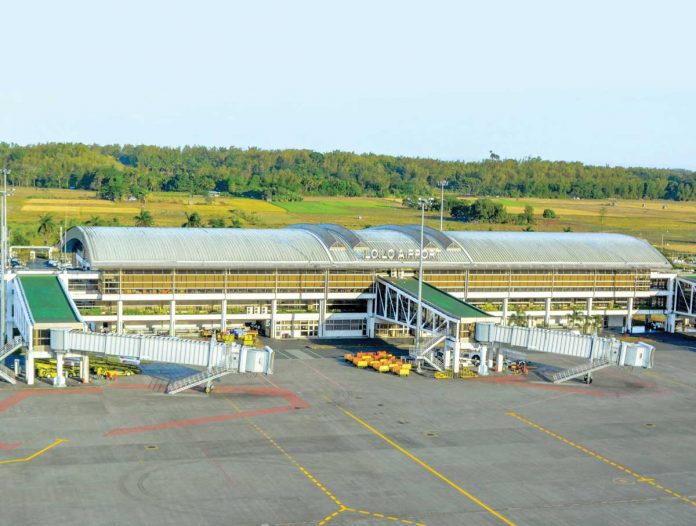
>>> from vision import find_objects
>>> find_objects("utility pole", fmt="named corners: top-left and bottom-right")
top-left (438, 180), bottom-right (447, 231)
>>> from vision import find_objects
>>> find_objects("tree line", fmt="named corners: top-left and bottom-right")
top-left (1, 142), bottom-right (695, 201)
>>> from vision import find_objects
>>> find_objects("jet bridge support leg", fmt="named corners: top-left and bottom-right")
top-left (26, 350), bottom-right (35, 385)
top-left (54, 351), bottom-right (66, 387)
top-left (495, 349), bottom-right (504, 372)
top-left (81, 354), bottom-right (89, 384)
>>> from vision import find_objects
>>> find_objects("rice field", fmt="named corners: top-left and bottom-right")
top-left (7, 187), bottom-right (696, 254)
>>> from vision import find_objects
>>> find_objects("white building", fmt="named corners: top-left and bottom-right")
top-left (40, 224), bottom-right (675, 341)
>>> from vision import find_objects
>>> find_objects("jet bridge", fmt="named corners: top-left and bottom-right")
top-left (474, 323), bottom-right (654, 384)
top-left (50, 329), bottom-right (274, 393)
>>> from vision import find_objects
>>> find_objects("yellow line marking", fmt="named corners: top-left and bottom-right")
top-left (328, 399), bottom-right (516, 526)
top-left (0, 438), bottom-right (68, 465)
top-left (222, 397), bottom-right (345, 507)
top-left (507, 411), bottom-right (696, 508)
top-left (221, 395), bottom-right (427, 525)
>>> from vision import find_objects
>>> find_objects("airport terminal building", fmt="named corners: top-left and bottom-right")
top-left (55, 224), bottom-right (676, 341)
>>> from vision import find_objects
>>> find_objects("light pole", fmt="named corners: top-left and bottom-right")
top-left (415, 197), bottom-right (433, 370)
top-left (1, 168), bottom-right (8, 344)
top-left (438, 180), bottom-right (448, 231)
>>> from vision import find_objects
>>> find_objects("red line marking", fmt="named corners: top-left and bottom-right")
top-left (105, 405), bottom-right (294, 436)
top-left (104, 385), bottom-right (309, 436)
top-left (0, 442), bottom-right (20, 451)
top-left (0, 387), bottom-right (102, 413)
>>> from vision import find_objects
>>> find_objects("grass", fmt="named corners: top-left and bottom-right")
top-left (8, 188), bottom-right (696, 255)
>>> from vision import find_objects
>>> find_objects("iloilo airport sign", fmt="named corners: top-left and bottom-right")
top-left (364, 248), bottom-right (438, 260)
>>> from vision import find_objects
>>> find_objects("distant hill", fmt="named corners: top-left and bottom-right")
top-left (1, 142), bottom-right (694, 201)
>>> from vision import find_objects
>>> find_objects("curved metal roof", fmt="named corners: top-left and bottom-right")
top-left (66, 225), bottom-right (671, 270)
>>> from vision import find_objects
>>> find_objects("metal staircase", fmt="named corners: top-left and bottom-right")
top-left (165, 365), bottom-right (237, 394)
top-left (165, 347), bottom-right (244, 394)
top-left (0, 337), bottom-right (24, 362)
top-left (550, 359), bottom-right (613, 384)
top-left (409, 333), bottom-right (447, 371)
top-left (0, 337), bottom-right (24, 385)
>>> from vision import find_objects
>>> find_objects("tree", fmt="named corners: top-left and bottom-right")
top-left (98, 167), bottom-right (127, 201)
top-left (37, 213), bottom-right (56, 244)
top-left (84, 215), bottom-right (105, 226)
top-left (599, 205), bottom-right (607, 225)
top-left (451, 198), bottom-right (508, 223)
top-left (542, 208), bottom-right (557, 219)
top-left (523, 205), bottom-right (535, 224)
top-left (182, 211), bottom-right (202, 228)
top-left (134, 209), bottom-right (154, 227)
top-left (508, 308), bottom-right (528, 327)
top-left (208, 217), bottom-right (226, 228)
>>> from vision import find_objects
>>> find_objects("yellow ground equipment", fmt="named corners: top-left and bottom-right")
top-left (434, 368), bottom-right (479, 380)
top-left (90, 358), bottom-right (141, 379)
top-left (35, 359), bottom-right (80, 379)
top-left (344, 351), bottom-right (410, 377)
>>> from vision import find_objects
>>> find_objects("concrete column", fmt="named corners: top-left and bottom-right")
top-left (495, 349), bottom-right (504, 372)
top-left (270, 299), bottom-right (277, 339)
top-left (544, 298), bottom-right (552, 327)
top-left (586, 297), bottom-right (593, 316)
top-left (502, 298), bottom-right (509, 326)
top-left (220, 299), bottom-right (227, 332)
top-left (116, 300), bottom-right (123, 333)
top-left (54, 352), bottom-right (66, 387)
top-left (169, 300), bottom-right (176, 337)
top-left (25, 350), bottom-right (34, 385)
top-left (366, 299), bottom-right (375, 338)
top-left (82, 354), bottom-right (89, 384)
top-left (666, 312), bottom-right (676, 333)
top-left (666, 277), bottom-right (675, 312)
top-left (443, 345), bottom-right (451, 372)
top-left (453, 344), bottom-right (461, 374)
top-left (318, 299), bottom-right (326, 337)
top-left (477, 346), bottom-right (489, 376)
top-left (626, 297), bottom-right (634, 332)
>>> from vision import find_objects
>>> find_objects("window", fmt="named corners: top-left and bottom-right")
top-left (276, 321), bottom-right (318, 337)
top-left (328, 271), bottom-right (374, 292)
top-left (423, 271), bottom-right (465, 291)
top-left (121, 270), bottom-right (174, 294)
top-left (326, 300), bottom-right (367, 313)
top-left (175, 271), bottom-right (225, 293)
top-left (277, 271), bottom-right (325, 292)
top-left (325, 319), bottom-right (366, 334)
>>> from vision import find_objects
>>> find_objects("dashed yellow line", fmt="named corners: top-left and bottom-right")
top-left (223, 398), bottom-right (344, 507)
top-left (221, 395), bottom-right (427, 525)
top-left (327, 398), bottom-right (516, 526)
top-left (0, 438), bottom-right (68, 465)
top-left (507, 411), bottom-right (696, 508)
top-left (318, 507), bottom-right (347, 525)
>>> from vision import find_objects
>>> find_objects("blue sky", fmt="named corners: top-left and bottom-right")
top-left (2, 0), bottom-right (695, 168)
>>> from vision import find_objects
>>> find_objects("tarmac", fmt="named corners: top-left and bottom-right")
top-left (1, 333), bottom-right (695, 526)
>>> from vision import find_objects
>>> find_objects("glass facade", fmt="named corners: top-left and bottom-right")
top-left (94, 268), bottom-right (653, 296)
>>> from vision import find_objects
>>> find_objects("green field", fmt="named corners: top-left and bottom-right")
top-left (8, 188), bottom-right (696, 255)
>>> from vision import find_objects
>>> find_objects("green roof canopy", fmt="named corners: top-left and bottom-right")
top-left (19, 275), bottom-right (80, 324)
top-left (385, 277), bottom-right (491, 320)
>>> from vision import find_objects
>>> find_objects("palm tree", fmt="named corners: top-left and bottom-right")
top-left (134, 209), bottom-right (154, 227)
top-left (37, 213), bottom-right (56, 245)
top-left (182, 211), bottom-right (202, 228)
top-left (84, 215), bottom-right (105, 226)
